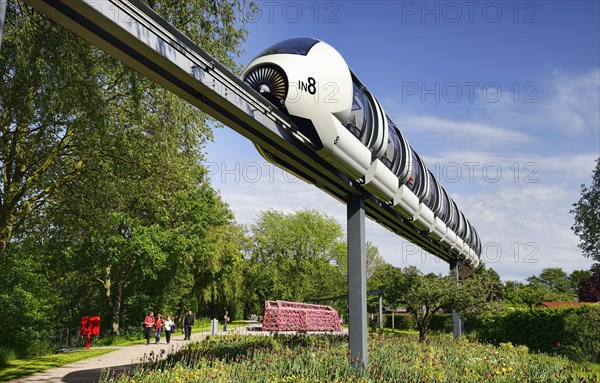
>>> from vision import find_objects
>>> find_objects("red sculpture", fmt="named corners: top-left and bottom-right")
top-left (262, 301), bottom-right (342, 332)
top-left (81, 316), bottom-right (100, 349)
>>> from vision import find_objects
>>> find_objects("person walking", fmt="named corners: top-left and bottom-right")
top-left (183, 310), bottom-right (194, 340)
top-left (143, 311), bottom-right (155, 345)
top-left (164, 315), bottom-right (175, 344)
top-left (223, 311), bottom-right (230, 331)
top-left (154, 314), bottom-right (163, 343)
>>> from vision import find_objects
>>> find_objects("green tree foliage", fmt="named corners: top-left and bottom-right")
top-left (244, 209), bottom-right (346, 312)
top-left (402, 273), bottom-right (456, 343)
top-left (505, 267), bottom-right (578, 305)
top-left (367, 264), bottom-right (420, 311)
top-left (0, 1), bottom-right (103, 261)
top-left (527, 268), bottom-right (573, 296)
top-left (0, 0), bottom-right (255, 352)
top-left (0, 241), bottom-right (59, 357)
top-left (568, 269), bottom-right (592, 291)
top-left (455, 265), bottom-right (504, 319)
top-left (571, 158), bottom-right (600, 262)
top-left (504, 282), bottom-right (575, 306)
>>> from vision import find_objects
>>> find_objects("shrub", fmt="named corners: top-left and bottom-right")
top-left (475, 305), bottom-right (600, 361)
top-left (383, 313), bottom-right (415, 330)
top-left (562, 305), bottom-right (600, 363)
top-left (0, 347), bottom-right (16, 366)
top-left (429, 314), bottom-right (453, 332)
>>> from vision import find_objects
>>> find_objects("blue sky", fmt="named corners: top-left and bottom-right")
top-left (205, 1), bottom-right (600, 281)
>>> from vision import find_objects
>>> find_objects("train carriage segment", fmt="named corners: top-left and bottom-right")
top-left (243, 37), bottom-right (481, 268)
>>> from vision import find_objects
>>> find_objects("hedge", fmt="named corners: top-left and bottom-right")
top-left (475, 305), bottom-right (600, 362)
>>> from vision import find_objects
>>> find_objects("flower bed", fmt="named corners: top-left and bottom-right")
top-left (101, 333), bottom-right (600, 382)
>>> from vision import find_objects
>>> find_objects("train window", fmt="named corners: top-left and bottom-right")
top-left (458, 212), bottom-right (467, 238)
top-left (469, 225), bottom-right (477, 248)
top-left (381, 122), bottom-right (402, 175)
top-left (345, 82), bottom-right (374, 147)
top-left (255, 37), bottom-right (319, 58)
top-left (463, 219), bottom-right (472, 244)
top-left (406, 149), bottom-right (427, 199)
top-left (425, 171), bottom-right (441, 213)
top-left (449, 200), bottom-right (460, 232)
top-left (439, 188), bottom-right (451, 223)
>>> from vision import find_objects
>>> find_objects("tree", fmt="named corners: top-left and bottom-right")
top-left (460, 265), bottom-right (504, 305)
top-left (527, 268), bottom-right (573, 296)
top-left (368, 264), bottom-right (421, 311)
top-left (504, 281), bottom-right (574, 306)
top-left (366, 241), bottom-right (386, 281)
top-left (569, 269), bottom-right (592, 291)
top-left (578, 264), bottom-right (600, 302)
top-left (0, 0), bottom-right (256, 338)
top-left (571, 158), bottom-right (600, 262)
top-left (402, 273), bottom-right (456, 343)
top-left (0, 1), bottom-right (104, 261)
top-left (246, 209), bottom-right (345, 307)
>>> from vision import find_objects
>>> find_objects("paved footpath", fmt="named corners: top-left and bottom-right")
top-left (5, 325), bottom-right (341, 383)
top-left (4, 328), bottom-right (223, 383)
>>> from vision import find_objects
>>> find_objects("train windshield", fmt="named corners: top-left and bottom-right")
top-left (345, 82), bottom-right (374, 147)
top-left (255, 37), bottom-right (319, 58)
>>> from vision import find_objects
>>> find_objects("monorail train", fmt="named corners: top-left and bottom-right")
top-left (242, 37), bottom-right (481, 268)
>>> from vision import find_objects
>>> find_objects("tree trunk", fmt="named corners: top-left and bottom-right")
top-left (98, 266), bottom-right (116, 334)
top-left (419, 327), bottom-right (427, 343)
top-left (0, 212), bottom-right (15, 262)
top-left (111, 282), bottom-right (122, 335)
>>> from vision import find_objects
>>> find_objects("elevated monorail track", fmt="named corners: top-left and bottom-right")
top-left (23, 0), bottom-right (462, 263)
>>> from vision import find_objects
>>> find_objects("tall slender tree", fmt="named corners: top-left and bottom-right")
top-left (571, 158), bottom-right (600, 262)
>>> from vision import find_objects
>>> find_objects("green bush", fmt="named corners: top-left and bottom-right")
top-left (562, 305), bottom-right (600, 363)
top-left (475, 305), bottom-right (600, 362)
top-left (429, 314), bottom-right (453, 332)
top-left (0, 347), bottom-right (16, 366)
top-left (383, 313), bottom-right (415, 330)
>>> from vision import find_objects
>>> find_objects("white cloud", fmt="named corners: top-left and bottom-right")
top-left (397, 115), bottom-right (531, 148)
top-left (542, 69), bottom-right (600, 135)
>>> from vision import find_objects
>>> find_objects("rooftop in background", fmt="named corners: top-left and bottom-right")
top-left (536, 301), bottom-right (598, 308)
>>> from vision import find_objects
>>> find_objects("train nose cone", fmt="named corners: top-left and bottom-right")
top-left (258, 84), bottom-right (271, 94)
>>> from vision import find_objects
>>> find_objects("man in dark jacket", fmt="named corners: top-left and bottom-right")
top-left (183, 310), bottom-right (194, 340)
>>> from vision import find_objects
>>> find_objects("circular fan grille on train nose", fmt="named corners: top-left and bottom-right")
top-left (244, 65), bottom-right (288, 104)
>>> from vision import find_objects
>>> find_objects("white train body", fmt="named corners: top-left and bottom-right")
top-left (243, 37), bottom-right (481, 268)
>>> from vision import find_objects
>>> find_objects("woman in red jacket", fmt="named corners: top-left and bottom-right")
top-left (154, 314), bottom-right (163, 344)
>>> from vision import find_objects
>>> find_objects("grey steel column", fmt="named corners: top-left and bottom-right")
top-left (0, 0), bottom-right (7, 50)
top-left (450, 259), bottom-right (463, 338)
top-left (378, 291), bottom-right (383, 329)
top-left (347, 196), bottom-right (367, 369)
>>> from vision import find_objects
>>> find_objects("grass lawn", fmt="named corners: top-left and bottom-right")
top-left (0, 348), bottom-right (116, 382)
